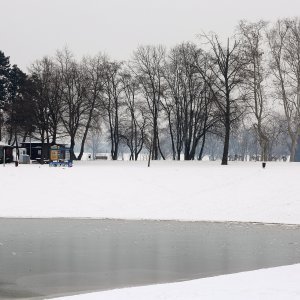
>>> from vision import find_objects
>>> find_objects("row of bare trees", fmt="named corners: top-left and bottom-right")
top-left (1, 18), bottom-right (300, 164)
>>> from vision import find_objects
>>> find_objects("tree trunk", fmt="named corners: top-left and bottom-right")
top-left (198, 132), bottom-right (207, 160)
top-left (15, 130), bottom-right (19, 162)
top-left (290, 137), bottom-right (298, 162)
top-left (168, 114), bottom-right (176, 160)
top-left (51, 128), bottom-right (57, 145)
top-left (78, 113), bottom-right (93, 160)
top-left (184, 137), bottom-right (191, 160)
top-left (22, 132), bottom-right (28, 143)
top-left (8, 126), bottom-right (13, 145)
top-left (221, 118), bottom-right (230, 165)
top-left (148, 140), bottom-right (152, 167)
top-left (70, 137), bottom-right (76, 161)
top-left (112, 140), bottom-right (118, 160)
top-left (40, 130), bottom-right (45, 163)
top-left (152, 121), bottom-right (159, 160)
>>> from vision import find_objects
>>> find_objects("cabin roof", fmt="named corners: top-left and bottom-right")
top-left (0, 141), bottom-right (12, 147)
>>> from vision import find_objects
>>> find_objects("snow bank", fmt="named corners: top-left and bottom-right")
top-left (55, 263), bottom-right (300, 300)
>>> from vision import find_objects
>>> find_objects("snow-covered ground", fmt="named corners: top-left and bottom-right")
top-left (1, 160), bottom-right (300, 299)
top-left (55, 263), bottom-right (300, 300)
top-left (0, 160), bottom-right (299, 224)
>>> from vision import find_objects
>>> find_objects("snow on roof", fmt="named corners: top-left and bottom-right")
top-left (21, 141), bottom-right (69, 146)
top-left (21, 138), bottom-right (68, 144)
top-left (0, 141), bottom-right (11, 147)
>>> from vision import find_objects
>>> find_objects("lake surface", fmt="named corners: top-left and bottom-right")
top-left (0, 218), bottom-right (300, 299)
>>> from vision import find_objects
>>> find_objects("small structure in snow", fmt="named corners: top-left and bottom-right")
top-left (0, 142), bottom-right (13, 164)
top-left (21, 142), bottom-right (67, 162)
top-left (95, 153), bottom-right (109, 160)
top-left (49, 145), bottom-right (72, 167)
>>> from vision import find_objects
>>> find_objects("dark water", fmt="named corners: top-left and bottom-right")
top-left (0, 219), bottom-right (300, 299)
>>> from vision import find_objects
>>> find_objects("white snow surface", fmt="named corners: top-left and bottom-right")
top-left (55, 263), bottom-right (300, 300)
top-left (1, 160), bottom-right (300, 299)
top-left (1, 160), bottom-right (299, 224)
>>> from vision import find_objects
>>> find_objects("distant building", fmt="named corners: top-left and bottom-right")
top-left (295, 138), bottom-right (300, 162)
top-left (0, 142), bottom-right (13, 164)
top-left (21, 142), bottom-right (67, 162)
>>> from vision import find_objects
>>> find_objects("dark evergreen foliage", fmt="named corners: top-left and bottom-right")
top-left (0, 51), bottom-right (11, 108)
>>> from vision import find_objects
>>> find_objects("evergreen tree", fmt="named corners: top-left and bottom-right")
top-left (6, 65), bottom-right (35, 148)
top-left (0, 51), bottom-right (11, 108)
top-left (0, 51), bottom-right (11, 140)
top-left (9, 64), bottom-right (27, 102)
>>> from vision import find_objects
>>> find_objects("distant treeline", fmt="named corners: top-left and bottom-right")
top-left (0, 18), bottom-right (299, 164)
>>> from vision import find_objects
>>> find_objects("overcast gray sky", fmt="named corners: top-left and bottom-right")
top-left (1, 0), bottom-right (300, 70)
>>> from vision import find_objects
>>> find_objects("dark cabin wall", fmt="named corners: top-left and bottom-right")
top-left (0, 146), bottom-right (13, 163)
top-left (295, 138), bottom-right (300, 162)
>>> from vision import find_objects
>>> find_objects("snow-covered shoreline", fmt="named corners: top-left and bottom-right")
top-left (54, 263), bottom-right (300, 300)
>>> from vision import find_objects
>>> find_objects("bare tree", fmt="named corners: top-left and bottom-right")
top-left (132, 45), bottom-right (166, 160)
top-left (267, 18), bottom-right (300, 161)
top-left (239, 20), bottom-right (271, 161)
top-left (30, 57), bottom-right (63, 146)
top-left (196, 34), bottom-right (249, 165)
top-left (86, 113), bottom-right (103, 159)
top-left (120, 69), bottom-right (146, 160)
top-left (77, 55), bottom-right (105, 160)
top-left (56, 49), bottom-right (89, 160)
top-left (265, 112), bottom-right (287, 159)
top-left (163, 43), bottom-right (218, 160)
top-left (28, 71), bottom-right (50, 161)
top-left (102, 59), bottom-right (124, 160)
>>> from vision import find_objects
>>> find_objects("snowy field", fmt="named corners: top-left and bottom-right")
top-left (0, 160), bottom-right (299, 224)
top-left (1, 160), bottom-right (300, 299)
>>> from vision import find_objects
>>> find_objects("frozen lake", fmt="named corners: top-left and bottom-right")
top-left (0, 218), bottom-right (300, 299)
